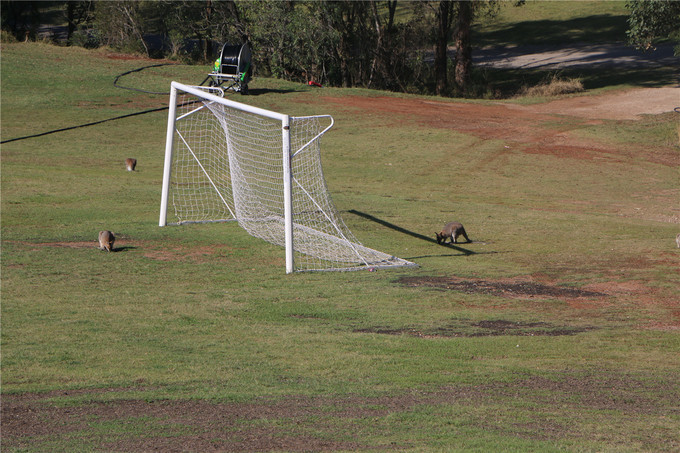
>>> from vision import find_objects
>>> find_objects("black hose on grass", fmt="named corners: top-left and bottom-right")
top-left (113, 63), bottom-right (176, 95)
top-left (1, 106), bottom-right (170, 144)
top-left (2, 64), bottom-right (199, 144)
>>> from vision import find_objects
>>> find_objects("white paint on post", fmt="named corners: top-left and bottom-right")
top-left (159, 84), bottom-right (178, 227)
top-left (282, 116), bottom-right (294, 273)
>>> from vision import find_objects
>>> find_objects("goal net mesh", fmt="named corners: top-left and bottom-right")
top-left (166, 87), bottom-right (416, 272)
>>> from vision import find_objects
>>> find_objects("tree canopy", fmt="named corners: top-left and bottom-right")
top-left (626, 0), bottom-right (680, 55)
top-left (6, 1), bottom-right (671, 97)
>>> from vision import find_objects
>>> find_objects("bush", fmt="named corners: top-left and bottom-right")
top-left (518, 74), bottom-right (585, 98)
top-left (1, 30), bottom-right (18, 43)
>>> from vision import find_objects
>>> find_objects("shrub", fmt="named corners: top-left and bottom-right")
top-left (518, 74), bottom-right (584, 97)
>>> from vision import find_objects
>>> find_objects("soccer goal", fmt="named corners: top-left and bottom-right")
top-left (159, 82), bottom-right (416, 273)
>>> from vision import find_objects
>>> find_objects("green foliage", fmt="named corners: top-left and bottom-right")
top-left (2, 1), bottom-right (661, 98)
top-left (626, 0), bottom-right (680, 54)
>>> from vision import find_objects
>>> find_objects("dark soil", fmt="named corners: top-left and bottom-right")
top-left (355, 319), bottom-right (593, 338)
top-left (354, 276), bottom-right (604, 337)
top-left (396, 275), bottom-right (605, 299)
top-left (4, 372), bottom-right (678, 452)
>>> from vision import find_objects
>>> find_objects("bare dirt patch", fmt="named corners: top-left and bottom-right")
top-left (513, 87), bottom-right (680, 121)
top-left (584, 277), bottom-right (680, 331)
top-left (24, 240), bottom-right (98, 250)
top-left (6, 240), bottom-right (240, 261)
top-left (7, 239), bottom-right (136, 252)
top-left (3, 372), bottom-right (678, 451)
top-left (321, 88), bottom-right (679, 166)
top-left (396, 275), bottom-right (605, 299)
top-left (355, 319), bottom-right (593, 338)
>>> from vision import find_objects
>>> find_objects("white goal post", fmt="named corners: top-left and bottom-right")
top-left (159, 81), bottom-right (416, 273)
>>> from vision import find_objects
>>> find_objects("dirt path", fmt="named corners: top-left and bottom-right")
top-left (515, 87), bottom-right (680, 120)
top-left (321, 87), bottom-right (679, 166)
top-left (474, 42), bottom-right (680, 70)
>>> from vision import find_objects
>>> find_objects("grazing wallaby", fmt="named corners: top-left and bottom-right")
top-left (125, 158), bottom-right (137, 171)
top-left (676, 233), bottom-right (680, 248)
top-left (98, 230), bottom-right (115, 252)
top-left (435, 222), bottom-right (470, 244)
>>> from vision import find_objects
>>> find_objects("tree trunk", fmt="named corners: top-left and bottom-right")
top-left (339, 35), bottom-right (351, 88)
top-left (453, 0), bottom-right (472, 91)
top-left (368, 1), bottom-right (381, 87)
top-left (203, 0), bottom-right (213, 61)
top-left (67, 2), bottom-right (76, 44)
top-left (434, 1), bottom-right (453, 96)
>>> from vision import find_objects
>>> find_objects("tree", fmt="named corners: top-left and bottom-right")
top-left (155, 0), bottom-right (245, 62)
top-left (432, 1), bottom-right (499, 96)
top-left (66, 1), bottom-right (94, 46)
top-left (94, 1), bottom-right (151, 56)
top-left (433, 0), bottom-right (454, 95)
top-left (1, 0), bottom-right (42, 41)
top-left (368, 0), bottom-right (397, 88)
top-left (626, 0), bottom-right (680, 55)
top-left (452, 0), bottom-right (472, 90)
top-left (317, 1), bottom-right (373, 88)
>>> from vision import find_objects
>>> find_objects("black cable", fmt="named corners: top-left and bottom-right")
top-left (2, 64), bottom-right (201, 144)
top-left (1, 106), bottom-right (169, 144)
top-left (113, 63), bottom-right (176, 95)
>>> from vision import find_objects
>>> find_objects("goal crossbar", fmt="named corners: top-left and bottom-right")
top-left (159, 82), bottom-right (416, 273)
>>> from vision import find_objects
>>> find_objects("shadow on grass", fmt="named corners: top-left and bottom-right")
top-left (348, 210), bottom-right (476, 256)
top-left (245, 88), bottom-right (300, 96)
top-left (1, 88), bottom-right (298, 144)
top-left (476, 15), bottom-right (630, 48)
top-left (480, 65), bottom-right (678, 98)
top-left (111, 246), bottom-right (137, 253)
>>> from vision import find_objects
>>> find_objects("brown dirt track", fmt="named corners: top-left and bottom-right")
top-left (320, 87), bottom-right (679, 166)
top-left (4, 372), bottom-right (679, 452)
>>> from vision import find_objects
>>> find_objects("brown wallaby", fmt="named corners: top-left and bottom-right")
top-left (435, 222), bottom-right (470, 244)
top-left (98, 230), bottom-right (115, 252)
top-left (125, 158), bottom-right (137, 171)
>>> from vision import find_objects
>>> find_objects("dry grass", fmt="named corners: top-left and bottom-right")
top-left (518, 74), bottom-right (585, 97)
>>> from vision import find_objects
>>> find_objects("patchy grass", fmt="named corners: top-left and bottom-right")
top-left (2, 42), bottom-right (679, 451)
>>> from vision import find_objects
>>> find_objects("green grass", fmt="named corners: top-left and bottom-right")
top-left (470, 1), bottom-right (678, 95)
top-left (2, 41), bottom-right (679, 451)
top-left (475, 1), bottom-right (630, 47)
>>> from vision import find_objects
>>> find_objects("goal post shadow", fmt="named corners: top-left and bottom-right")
top-left (347, 210), bottom-right (476, 256)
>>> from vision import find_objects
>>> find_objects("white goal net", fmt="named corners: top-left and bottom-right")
top-left (160, 82), bottom-right (416, 273)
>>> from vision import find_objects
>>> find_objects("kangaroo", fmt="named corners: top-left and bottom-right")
top-left (125, 158), bottom-right (137, 171)
top-left (98, 230), bottom-right (115, 252)
top-left (676, 233), bottom-right (680, 248)
top-left (435, 222), bottom-right (470, 244)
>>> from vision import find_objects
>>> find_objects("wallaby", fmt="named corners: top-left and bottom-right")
top-left (676, 233), bottom-right (680, 248)
top-left (125, 158), bottom-right (137, 171)
top-left (435, 222), bottom-right (470, 244)
top-left (98, 230), bottom-right (115, 252)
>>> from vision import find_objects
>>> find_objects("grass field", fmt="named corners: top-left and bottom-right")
top-left (2, 39), bottom-right (679, 452)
